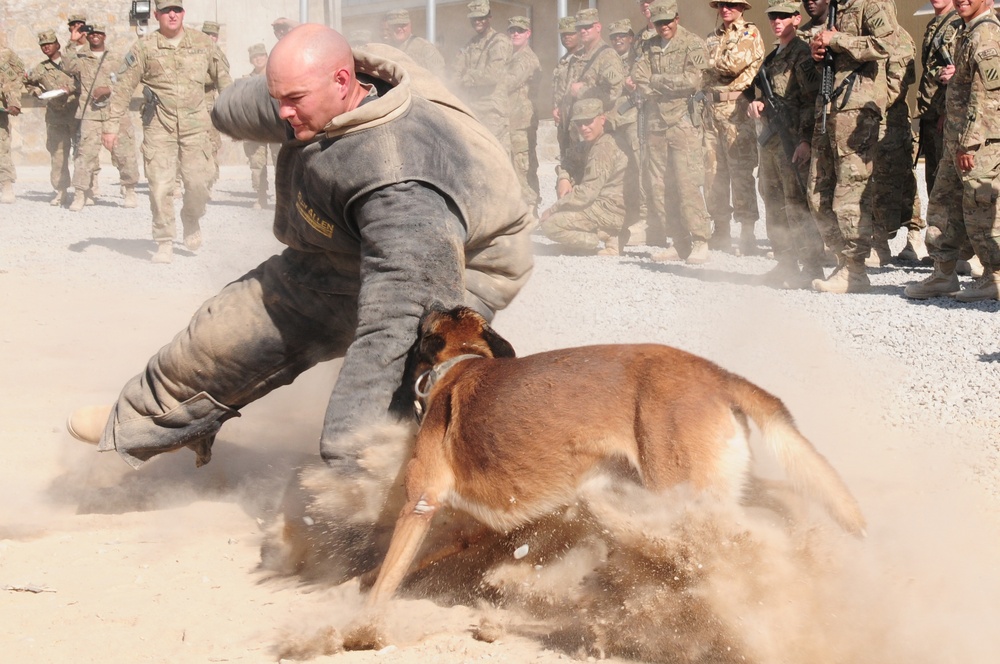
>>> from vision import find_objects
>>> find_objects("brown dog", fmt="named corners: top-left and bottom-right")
top-left (356, 305), bottom-right (866, 635)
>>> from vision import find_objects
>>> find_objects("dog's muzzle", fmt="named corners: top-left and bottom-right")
top-left (413, 354), bottom-right (484, 422)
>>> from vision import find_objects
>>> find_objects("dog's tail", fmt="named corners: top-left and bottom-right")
top-left (727, 377), bottom-right (867, 537)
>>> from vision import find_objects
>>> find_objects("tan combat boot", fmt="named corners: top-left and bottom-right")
top-left (0, 182), bottom-right (14, 204)
top-left (812, 258), bottom-right (870, 293)
top-left (68, 188), bottom-right (87, 212)
top-left (50, 189), bottom-right (66, 206)
top-left (184, 228), bottom-right (203, 251)
top-left (896, 227), bottom-right (928, 262)
top-left (597, 234), bottom-right (619, 256)
top-left (652, 245), bottom-right (684, 262)
top-left (865, 231), bottom-right (892, 267)
top-left (902, 260), bottom-right (959, 299)
top-left (738, 223), bottom-right (759, 256)
top-left (66, 404), bottom-right (113, 444)
top-left (122, 184), bottom-right (138, 208)
top-left (151, 241), bottom-right (173, 263)
top-left (85, 189), bottom-right (96, 206)
top-left (685, 240), bottom-right (709, 265)
top-left (954, 270), bottom-right (999, 303)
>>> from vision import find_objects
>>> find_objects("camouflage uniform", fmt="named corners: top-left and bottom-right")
top-left (26, 34), bottom-right (80, 198)
top-left (606, 20), bottom-right (646, 245)
top-left (0, 47), bottom-right (25, 193)
top-left (453, 3), bottom-right (512, 151)
top-left (106, 27), bottom-right (232, 248)
top-left (917, 8), bottom-right (963, 194)
top-left (703, 14), bottom-right (764, 252)
top-left (927, 11), bottom-right (1000, 275)
top-left (632, 23), bottom-right (712, 250)
top-left (201, 24), bottom-right (230, 191)
top-left (505, 24), bottom-right (540, 207)
top-left (241, 65), bottom-right (278, 209)
top-left (397, 35), bottom-right (446, 78)
top-left (552, 18), bottom-right (582, 184)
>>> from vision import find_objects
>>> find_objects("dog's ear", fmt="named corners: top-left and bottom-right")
top-left (482, 324), bottom-right (516, 359)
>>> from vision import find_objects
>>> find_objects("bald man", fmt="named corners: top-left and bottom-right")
top-left (67, 25), bottom-right (533, 475)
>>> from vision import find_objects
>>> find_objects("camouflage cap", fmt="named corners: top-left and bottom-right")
top-left (709, 0), bottom-right (751, 8)
top-left (765, 0), bottom-right (800, 14)
top-left (467, 0), bottom-right (491, 19)
top-left (508, 16), bottom-right (531, 31)
top-left (88, 23), bottom-right (107, 34)
top-left (201, 21), bottom-right (220, 35)
top-left (67, 14), bottom-right (87, 25)
top-left (248, 42), bottom-right (267, 58)
top-left (649, 0), bottom-right (678, 22)
top-left (575, 8), bottom-right (600, 27)
top-left (558, 16), bottom-right (577, 34)
top-left (571, 98), bottom-right (604, 122)
top-left (155, 0), bottom-right (184, 10)
top-left (37, 29), bottom-right (58, 45)
top-left (385, 9), bottom-right (411, 26)
top-left (607, 19), bottom-right (633, 36)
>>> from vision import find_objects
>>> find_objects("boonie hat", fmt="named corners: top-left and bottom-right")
top-left (765, 0), bottom-right (800, 14)
top-left (467, 0), bottom-right (491, 19)
top-left (649, 0), bottom-right (678, 23)
top-left (37, 30), bottom-right (58, 45)
top-left (608, 19), bottom-right (633, 36)
top-left (201, 21), bottom-right (220, 35)
top-left (248, 42), bottom-right (267, 58)
top-left (558, 16), bottom-right (577, 35)
top-left (571, 98), bottom-right (604, 123)
top-left (155, 0), bottom-right (184, 10)
top-left (575, 8), bottom-right (600, 28)
top-left (508, 16), bottom-right (531, 31)
top-left (385, 9), bottom-right (411, 26)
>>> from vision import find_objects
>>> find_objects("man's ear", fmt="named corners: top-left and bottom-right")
top-left (333, 67), bottom-right (351, 94)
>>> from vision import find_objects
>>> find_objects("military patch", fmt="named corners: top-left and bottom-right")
top-left (864, 5), bottom-right (894, 38)
top-left (975, 48), bottom-right (999, 62)
top-left (979, 59), bottom-right (1000, 91)
top-left (692, 53), bottom-right (706, 67)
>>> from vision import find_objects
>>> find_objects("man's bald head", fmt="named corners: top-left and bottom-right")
top-left (267, 24), bottom-right (368, 141)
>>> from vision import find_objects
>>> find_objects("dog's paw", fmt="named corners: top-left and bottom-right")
top-left (342, 617), bottom-right (391, 651)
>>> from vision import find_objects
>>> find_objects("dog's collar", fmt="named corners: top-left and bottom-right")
top-left (413, 353), bottom-right (484, 422)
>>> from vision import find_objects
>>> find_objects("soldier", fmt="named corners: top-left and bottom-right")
top-left (506, 16), bottom-right (541, 210)
top-left (26, 30), bottom-right (80, 207)
top-left (201, 21), bottom-right (230, 193)
top-left (272, 18), bottom-right (298, 41)
top-left (609, 19), bottom-right (635, 59)
top-left (103, 0), bottom-right (232, 264)
top-left (552, 16), bottom-right (583, 191)
top-left (453, 0), bottom-right (512, 151)
top-left (539, 98), bottom-right (627, 256)
top-left (798, 0), bottom-right (829, 37)
top-left (384, 9), bottom-right (446, 77)
top-left (703, 0), bottom-right (764, 256)
top-left (904, 0), bottom-right (1000, 302)
top-left (607, 18), bottom-right (647, 246)
top-left (748, 0), bottom-right (824, 288)
top-left (65, 24), bottom-right (140, 212)
top-left (67, 14), bottom-right (89, 55)
top-left (807, 0), bottom-right (898, 293)
top-left (918, 1), bottom-right (963, 196)
top-left (242, 43), bottom-right (278, 210)
top-left (633, 0), bottom-right (713, 262)
top-left (0, 41), bottom-right (25, 205)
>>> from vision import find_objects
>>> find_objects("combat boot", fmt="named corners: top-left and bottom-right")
top-left (902, 261), bottom-right (959, 299)
top-left (50, 189), bottom-right (66, 206)
top-left (184, 229), bottom-right (203, 251)
top-left (85, 189), bottom-right (96, 206)
top-left (122, 184), bottom-right (138, 208)
top-left (0, 182), bottom-right (14, 204)
top-left (761, 258), bottom-right (800, 288)
top-left (66, 404), bottom-right (113, 444)
top-left (896, 228), bottom-right (928, 262)
top-left (709, 225), bottom-right (734, 253)
top-left (738, 222), bottom-right (759, 256)
top-left (954, 270), bottom-right (999, 303)
top-left (796, 263), bottom-right (826, 289)
top-left (254, 190), bottom-right (269, 210)
top-left (812, 258), bottom-right (870, 293)
top-left (68, 189), bottom-right (87, 212)
top-left (685, 241), bottom-right (709, 265)
top-left (864, 232), bottom-right (892, 267)
top-left (624, 221), bottom-right (646, 246)
top-left (151, 241), bottom-right (173, 263)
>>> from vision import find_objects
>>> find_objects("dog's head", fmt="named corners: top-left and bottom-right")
top-left (413, 306), bottom-right (516, 374)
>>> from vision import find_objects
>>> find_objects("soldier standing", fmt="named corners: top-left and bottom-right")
top-left (103, 0), bottom-right (232, 263)
top-left (904, 0), bottom-right (1000, 302)
top-left (505, 16), bottom-right (541, 210)
top-left (67, 14), bottom-right (89, 55)
top-left (65, 24), bottom-right (140, 212)
top-left (703, 0), bottom-right (764, 256)
top-left (633, 0), bottom-right (713, 262)
top-left (540, 98), bottom-right (627, 256)
top-left (26, 30), bottom-right (80, 207)
top-left (384, 9), bottom-right (446, 78)
top-left (748, 1), bottom-right (824, 287)
top-left (242, 43), bottom-right (278, 210)
top-left (201, 21), bottom-right (230, 194)
top-left (552, 16), bottom-right (583, 192)
top-left (808, 0), bottom-right (898, 293)
top-left (453, 0), bottom-right (512, 151)
top-left (0, 41), bottom-right (25, 205)
top-left (607, 19), bottom-right (647, 246)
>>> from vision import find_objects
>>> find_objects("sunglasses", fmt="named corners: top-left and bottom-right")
top-left (768, 12), bottom-right (797, 20)
top-left (160, 6), bottom-right (184, 15)
top-left (508, 27), bottom-right (527, 34)
top-left (717, 2), bottom-right (744, 9)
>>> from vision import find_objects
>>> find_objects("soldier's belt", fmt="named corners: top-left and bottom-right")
top-left (707, 90), bottom-right (748, 104)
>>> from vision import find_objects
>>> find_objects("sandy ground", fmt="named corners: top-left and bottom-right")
top-left (2, 164), bottom-right (1000, 663)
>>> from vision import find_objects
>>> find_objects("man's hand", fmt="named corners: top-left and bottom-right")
top-left (569, 81), bottom-right (584, 97)
top-left (552, 107), bottom-right (560, 122)
top-left (556, 178), bottom-right (573, 199)
top-left (624, 76), bottom-right (636, 92)
top-left (92, 86), bottom-right (112, 101)
top-left (811, 30), bottom-right (837, 61)
top-left (957, 149), bottom-right (975, 173)
top-left (792, 140), bottom-right (811, 166)
top-left (938, 64), bottom-right (955, 84)
top-left (102, 133), bottom-right (118, 151)
top-left (748, 100), bottom-right (764, 119)
top-left (7, 105), bottom-right (20, 116)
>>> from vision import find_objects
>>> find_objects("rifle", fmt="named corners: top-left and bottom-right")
top-left (931, 27), bottom-right (954, 68)
top-left (818, 1), bottom-right (839, 134)
top-left (755, 66), bottom-right (807, 192)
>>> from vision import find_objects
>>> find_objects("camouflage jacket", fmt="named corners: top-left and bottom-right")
top-left (822, 0), bottom-right (897, 115)
top-left (566, 40), bottom-right (625, 113)
top-left (454, 27), bottom-right (511, 97)
top-left (945, 10), bottom-right (1000, 152)
top-left (506, 45), bottom-right (539, 131)
top-left (883, 27), bottom-right (916, 128)
top-left (550, 132), bottom-right (626, 215)
top-left (607, 50), bottom-right (639, 129)
top-left (204, 43), bottom-right (231, 112)
top-left (26, 56), bottom-right (80, 123)
top-left (755, 37), bottom-right (820, 145)
top-left (917, 9), bottom-right (963, 119)
top-left (399, 35), bottom-right (446, 78)
top-left (0, 47), bottom-right (25, 110)
top-left (64, 47), bottom-right (124, 123)
top-left (704, 17), bottom-right (764, 95)
top-left (633, 25), bottom-right (708, 130)
top-left (552, 49), bottom-right (578, 114)
top-left (107, 28), bottom-right (232, 135)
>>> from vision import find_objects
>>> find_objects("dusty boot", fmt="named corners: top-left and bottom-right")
top-left (0, 182), bottom-right (13, 204)
top-left (66, 404), bottom-right (113, 444)
top-left (762, 259), bottom-right (800, 288)
top-left (685, 241), bottom-right (709, 265)
top-left (183, 228), bottom-right (203, 251)
top-left (652, 245), bottom-right (684, 262)
top-left (50, 189), bottom-right (66, 206)
top-left (738, 223), bottom-right (759, 256)
top-left (709, 220), bottom-right (733, 253)
top-left (896, 228), bottom-right (928, 262)
top-left (865, 232), bottom-right (892, 267)
top-left (796, 263), bottom-right (826, 289)
top-left (902, 261), bottom-right (959, 299)
top-left (85, 189), bottom-right (96, 206)
top-left (122, 184), bottom-right (138, 208)
top-left (597, 234), bottom-right (619, 256)
top-left (625, 221), bottom-right (646, 246)
top-left (68, 189), bottom-right (87, 212)
top-left (812, 258), bottom-right (870, 293)
top-left (954, 269), bottom-right (999, 302)
top-left (151, 241), bottom-right (173, 263)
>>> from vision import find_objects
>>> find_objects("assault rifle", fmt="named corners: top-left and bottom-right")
top-left (755, 66), bottom-right (807, 192)
top-left (818, 0), bottom-right (839, 134)
top-left (931, 27), bottom-right (954, 67)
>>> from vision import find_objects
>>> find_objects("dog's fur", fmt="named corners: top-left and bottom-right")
top-left (358, 306), bottom-right (866, 629)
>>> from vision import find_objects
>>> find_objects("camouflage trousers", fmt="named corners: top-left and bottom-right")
top-left (510, 121), bottom-right (540, 207)
top-left (142, 119), bottom-right (213, 242)
top-left (807, 108), bottom-right (880, 261)
top-left (72, 116), bottom-right (139, 191)
top-left (0, 114), bottom-right (13, 185)
top-left (919, 113), bottom-right (945, 194)
top-left (644, 122), bottom-right (712, 246)
top-left (704, 99), bottom-right (759, 228)
top-left (208, 123), bottom-right (221, 188)
top-left (45, 119), bottom-right (76, 192)
top-left (616, 120), bottom-right (645, 237)
top-left (540, 200), bottom-right (625, 251)
top-left (758, 134), bottom-right (823, 266)
top-left (927, 140), bottom-right (1000, 270)
top-left (872, 122), bottom-right (923, 236)
top-left (243, 141), bottom-right (279, 195)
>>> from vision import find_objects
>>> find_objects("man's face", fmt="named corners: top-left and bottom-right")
top-left (578, 22), bottom-right (601, 48)
top-left (40, 42), bottom-right (60, 58)
top-left (471, 16), bottom-right (490, 35)
top-left (207, 32), bottom-right (219, 42)
top-left (250, 53), bottom-right (268, 70)
top-left (611, 32), bottom-right (633, 55)
top-left (768, 12), bottom-right (801, 38)
top-left (655, 17), bottom-right (678, 40)
top-left (576, 114), bottom-right (606, 142)
top-left (956, 0), bottom-right (988, 19)
top-left (508, 27), bottom-right (530, 49)
top-left (87, 31), bottom-right (106, 50)
top-left (560, 31), bottom-right (580, 51)
top-left (390, 22), bottom-right (412, 44)
top-left (717, 2), bottom-right (745, 24)
top-left (269, 61), bottom-right (349, 141)
top-left (930, 0), bottom-right (955, 11)
top-left (803, 0), bottom-right (829, 19)
top-left (155, 6), bottom-right (185, 35)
